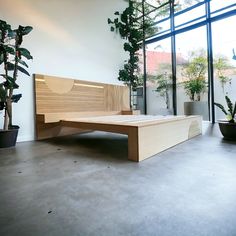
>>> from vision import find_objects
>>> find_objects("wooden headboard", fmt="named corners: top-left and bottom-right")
top-left (34, 74), bottom-right (130, 140)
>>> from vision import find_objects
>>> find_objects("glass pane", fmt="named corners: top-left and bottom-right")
top-left (176, 26), bottom-right (209, 120)
top-left (136, 49), bottom-right (145, 113)
top-left (212, 16), bottom-right (236, 121)
top-left (146, 38), bottom-right (173, 115)
top-left (211, 0), bottom-right (235, 13)
top-left (145, 0), bottom-right (170, 38)
top-left (145, 0), bottom-right (170, 21)
top-left (174, 3), bottom-right (206, 30)
top-left (146, 0), bottom-right (169, 8)
top-left (174, 0), bottom-right (205, 13)
top-left (148, 19), bottom-right (171, 39)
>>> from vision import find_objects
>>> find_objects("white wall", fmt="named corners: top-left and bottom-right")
top-left (0, 0), bottom-right (127, 141)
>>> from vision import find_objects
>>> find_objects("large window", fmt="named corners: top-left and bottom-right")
top-left (143, 0), bottom-right (236, 122)
top-left (146, 39), bottom-right (173, 115)
top-left (176, 26), bottom-right (208, 120)
top-left (212, 16), bottom-right (236, 120)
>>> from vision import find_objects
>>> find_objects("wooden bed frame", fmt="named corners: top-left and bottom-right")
top-left (34, 74), bottom-right (202, 162)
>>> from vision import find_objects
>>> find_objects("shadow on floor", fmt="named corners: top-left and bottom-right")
top-left (40, 132), bottom-right (129, 162)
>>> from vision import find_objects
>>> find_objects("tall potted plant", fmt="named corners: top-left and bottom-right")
top-left (108, 0), bottom-right (156, 109)
top-left (182, 50), bottom-right (208, 119)
top-left (0, 20), bottom-right (33, 148)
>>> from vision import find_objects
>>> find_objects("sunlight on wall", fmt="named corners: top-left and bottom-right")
top-left (1, 0), bottom-right (78, 47)
top-left (0, 0), bottom-right (127, 141)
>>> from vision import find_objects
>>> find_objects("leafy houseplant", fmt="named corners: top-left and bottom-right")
top-left (183, 52), bottom-right (207, 101)
top-left (108, 0), bottom-right (156, 108)
top-left (0, 19), bottom-right (33, 147)
top-left (214, 96), bottom-right (236, 140)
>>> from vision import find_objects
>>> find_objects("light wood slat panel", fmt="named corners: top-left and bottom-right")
top-left (105, 84), bottom-right (130, 111)
top-left (34, 74), bottom-right (130, 140)
top-left (34, 74), bottom-right (129, 114)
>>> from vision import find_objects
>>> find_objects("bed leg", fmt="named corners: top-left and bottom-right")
top-left (128, 127), bottom-right (139, 162)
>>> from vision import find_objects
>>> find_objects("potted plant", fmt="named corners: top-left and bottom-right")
top-left (182, 49), bottom-right (208, 119)
top-left (214, 96), bottom-right (236, 140)
top-left (108, 0), bottom-right (156, 109)
top-left (0, 19), bottom-right (33, 148)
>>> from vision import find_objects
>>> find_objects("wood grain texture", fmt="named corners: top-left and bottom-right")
top-left (34, 74), bottom-right (129, 140)
top-left (137, 116), bottom-right (202, 161)
top-left (34, 74), bottom-right (129, 114)
top-left (61, 115), bottom-right (202, 162)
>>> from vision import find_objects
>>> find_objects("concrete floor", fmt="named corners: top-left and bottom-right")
top-left (0, 123), bottom-right (236, 236)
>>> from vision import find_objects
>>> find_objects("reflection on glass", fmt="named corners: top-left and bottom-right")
top-left (174, 0), bottom-right (204, 12)
top-left (145, 39), bottom-right (173, 115)
top-left (146, 0), bottom-right (169, 8)
top-left (148, 19), bottom-right (171, 39)
top-left (145, 0), bottom-right (170, 39)
top-left (212, 16), bottom-right (236, 121)
top-left (174, 3), bottom-right (205, 29)
top-left (136, 49), bottom-right (145, 113)
top-left (176, 26), bottom-right (209, 120)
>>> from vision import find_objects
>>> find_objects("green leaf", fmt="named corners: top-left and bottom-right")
top-left (7, 62), bottom-right (15, 70)
top-left (0, 84), bottom-right (7, 101)
top-left (110, 26), bottom-right (115, 32)
top-left (233, 102), bottom-right (236, 118)
top-left (0, 54), bottom-right (3, 65)
top-left (107, 18), bottom-right (112, 24)
top-left (114, 11), bottom-right (120, 15)
top-left (18, 25), bottom-right (33, 36)
top-left (1, 74), bottom-right (19, 89)
top-left (0, 20), bottom-right (11, 31)
top-left (4, 80), bottom-right (19, 89)
top-left (226, 114), bottom-right (233, 122)
top-left (1, 75), bottom-right (15, 81)
top-left (0, 101), bottom-right (4, 110)
top-left (18, 48), bottom-right (33, 60)
top-left (7, 30), bottom-right (16, 39)
top-left (17, 65), bottom-right (30, 76)
top-left (225, 95), bottom-right (233, 115)
top-left (11, 94), bottom-right (22, 103)
top-left (5, 76), bottom-right (19, 89)
top-left (214, 102), bottom-right (227, 115)
top-left (0, 45), bottom-right (15, 55)
top-left (17, 59), bottom-right (28, 68)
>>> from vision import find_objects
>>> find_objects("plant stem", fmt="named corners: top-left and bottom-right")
top-left (2, 31), bottom-right (9, 130)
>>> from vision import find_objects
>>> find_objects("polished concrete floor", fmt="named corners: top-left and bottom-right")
top-left (0, 123), bottom-right (236, 236)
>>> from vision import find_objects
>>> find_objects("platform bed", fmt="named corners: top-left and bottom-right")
top-left (34, 74), bottom-right (202, 162)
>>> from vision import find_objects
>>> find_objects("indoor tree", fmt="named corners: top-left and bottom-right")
top-left (0, 19), bottom-right (33, 131)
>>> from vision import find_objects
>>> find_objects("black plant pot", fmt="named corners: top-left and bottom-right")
top-left (0, 126), bottom-right (19, 148)
top-left (218, 122), bottom-right (236, 140)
